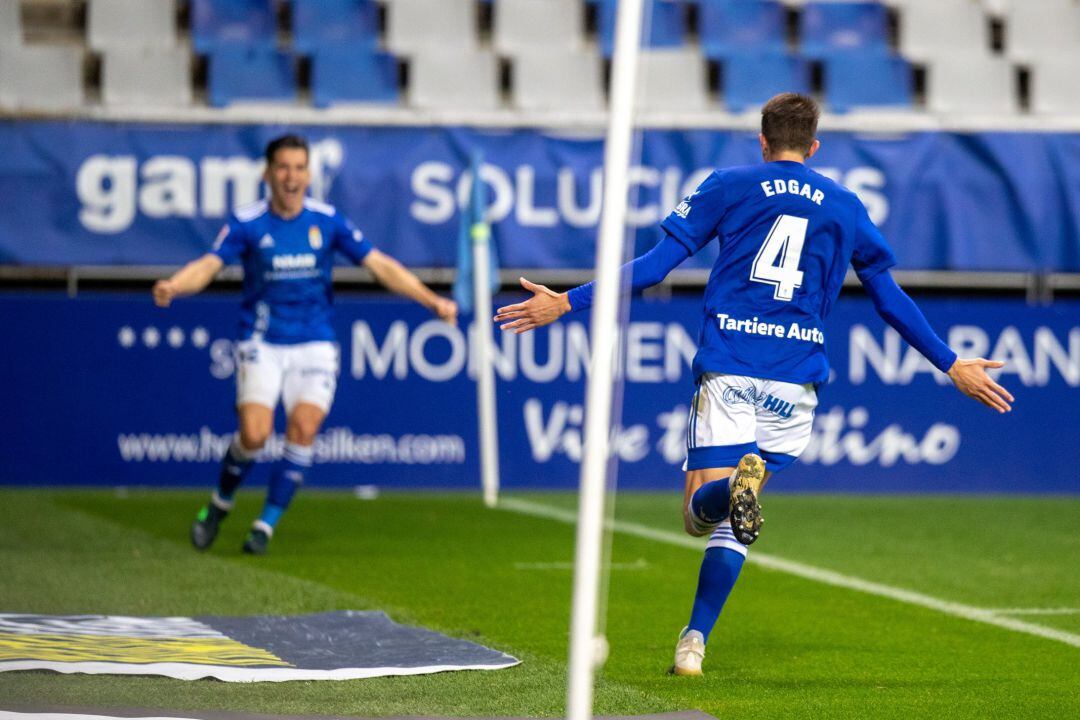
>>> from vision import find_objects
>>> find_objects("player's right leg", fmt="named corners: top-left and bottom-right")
top-left (191, 339), bottom-right (283, 551)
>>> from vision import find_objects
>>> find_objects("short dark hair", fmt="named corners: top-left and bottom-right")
top-left (761, 93), bottom-right (820, 155)
top-left (265, 134), bottom-right (309, 165)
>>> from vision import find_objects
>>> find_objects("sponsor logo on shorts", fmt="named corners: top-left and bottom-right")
top-left (722, 386), bottom-right (794, 419)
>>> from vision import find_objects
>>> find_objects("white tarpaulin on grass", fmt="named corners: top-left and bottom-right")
top-left (0, 611), bottom-right (519, 682)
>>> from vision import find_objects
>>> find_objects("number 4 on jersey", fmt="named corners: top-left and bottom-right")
top-left (751, 214), bottom-right (808, 301)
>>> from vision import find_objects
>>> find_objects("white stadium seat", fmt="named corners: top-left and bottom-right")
top-left (0, 0), bottom-right (21, 47)
top-left (88, 0), bottom-right (177, 51)
top-left (1004, 0), bottom-right (1080, 63)
top-left (925, 52), bottom-right (1018, 115)
top-left (493, 0), bottom-right (584, 57)
top-left (636, 48), bottom-right (710, 112)
top-left (386, 0), bottom-right (477, 56)
top-left (408, 50), bottom-right (499, 110)
top-left (102, 47), bottom-right (191, 107)
top-left (512, 48), bottom-right (603, 112)
top-left (898, 0), bottom-right (990, 62)
top-left (1030, 56), bottom-right (1080, 115)
top-left (0, 45), bottom-right (84, 110)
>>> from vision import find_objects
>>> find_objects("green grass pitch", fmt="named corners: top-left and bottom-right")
top-left (1, 488), bottom-right (1077, 719)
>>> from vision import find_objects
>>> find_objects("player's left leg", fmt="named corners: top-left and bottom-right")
top-left (244, 342), bottom-right (337, 555)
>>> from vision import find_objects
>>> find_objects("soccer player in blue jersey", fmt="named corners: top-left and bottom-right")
top-left (153, 134), bottom-right (457, 555)
top-left (493, 94), bottom-right (1013, 675)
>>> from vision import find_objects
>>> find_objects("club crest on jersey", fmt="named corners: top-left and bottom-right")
top-left (308, 226), bottom-right (323, 250)
top-left (259, 233), bottom-right (275, 249)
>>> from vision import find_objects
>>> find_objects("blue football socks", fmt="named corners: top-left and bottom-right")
top-left (687, 543), bottom-right (747, 642)
top-left (257, 442), bottom-right (313, 532)
top-left (689, 477), bottom-right (731, 526)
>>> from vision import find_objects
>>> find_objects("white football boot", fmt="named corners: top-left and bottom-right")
top-left (729, 453), bottom-right (766, 545)
top-left (672, 627), bottom-right (705, 676)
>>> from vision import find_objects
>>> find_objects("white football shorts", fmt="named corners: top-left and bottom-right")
top-left (234, 339), bottom-right (339, 414)
top-left (685, 372), bottom-right (818, 474)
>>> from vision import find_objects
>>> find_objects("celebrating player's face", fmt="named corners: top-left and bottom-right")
top-left (266, 147), bottom-right (311, 218)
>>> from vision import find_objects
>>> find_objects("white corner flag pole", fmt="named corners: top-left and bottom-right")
top-left (472, 220), bottom-right (500, 508)
top-left (566, 0), bottom-right (643, 718)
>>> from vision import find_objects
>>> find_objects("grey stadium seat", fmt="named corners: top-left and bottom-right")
top-left (493, 0), bottom-right (584, 57)
top-left (386, 0), bottom-right (476, 56)
top-left (898, 0), bottom-right (990, 62)
top-left (1030, 57), bottom-right (1080, 115)
top-left (636, 49), bottom-right (710, 112)
top-left (0, 0), bottom-right (21, 47)
top-left (408, 50), bottom-right (499, 110)
top-left (88, 0), bottom-right (177, 50)
top-left (512, 48), bottom-right (603, 112)
top-left (1004, 0), bottom-right (1080, 63)
top-left (925, 53), bottom-right (1018, 115)
top-left (0, 45), bottom-right (84, 110)
top-left (102, 47), bottom-right (191, 106)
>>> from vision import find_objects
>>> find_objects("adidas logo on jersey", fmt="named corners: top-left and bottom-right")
top-left (259, 234), bottom-right (275, 248)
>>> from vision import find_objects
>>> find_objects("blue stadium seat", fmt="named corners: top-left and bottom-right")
top-left (722, 50), bottom-right (809, 113)
top-left (191, 0), bottom-right (276, 54)
top-left (824, 52), bottom-right (912, 112)
top-left (207, 46), bottom-right (296, 106)
top-left (292, 0), bottom-right (380, 55)
top-left (800, 1), bottom-right (889, 59)
top-left (311, 45), bottom-right (399, 107)
top-left (698, 0), bottom-right (787, 61)
top-left (597, 0), bottom-right (686, 58)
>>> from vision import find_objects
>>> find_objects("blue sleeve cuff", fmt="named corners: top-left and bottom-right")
top-left (567, 284), bottom-right (592, 312)
top-left (864, 270), bottom-right (956, 374)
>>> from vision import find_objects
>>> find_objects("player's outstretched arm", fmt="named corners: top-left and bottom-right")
top-left (152, 254), bottom-right (224, 307)
top-left (363, 249), bottom-right (457, 325)
top-left (946, 358), bottom-right (1014, 414)
top-left (494, 278), bottom-right (571, 334)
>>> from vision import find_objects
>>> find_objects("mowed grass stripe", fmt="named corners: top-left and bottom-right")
top-left (498, 497), bottom-right (1080, 649)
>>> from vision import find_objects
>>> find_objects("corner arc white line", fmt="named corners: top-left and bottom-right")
top-left (497, 497), bottom-right (1080, 649)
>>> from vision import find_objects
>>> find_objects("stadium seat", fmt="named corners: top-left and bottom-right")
top-left (88, 0), bottom-right (177, 50)
top-left (311, 45), bottom-right (399, 107)
top-left (823, 52), bottom-right (913, 112)
top-left (292, 0), bottom-right (379, 56)
top-left (698, 0), bottom-right (787, 61)
top-left (1030, 57), bottom-right (1080, 115)
top-left (800, 1), bottom-right (889, 59)
top-left (493, 0), bottom-right (585, 57)
top-left (722, 50), bottom-right (810, 113)
top-left (408, 50), bottom-right (499, 110)
top-left (925, 53), bottom-right (1017, 115)
top-left (897, 0), bottom-right (989, 62)
top-left (511, 48), bottom-right (604, 112)
top-left (101, 47), bottom-right (192, 107)
top-left (0, 45), bottom-right (84, 110)
top-left (0, 0), bottom-right (22, 47)
top-left (1004, 0), bottom-right (1080, 63)
top-left (191, 0), bottom-right (277, 54)
top-left (207, 46), bottom-right (296, 106)
top-left (386, 0), bottom-right (477, 56)
top-left (597, 0), bottom-right (687, 58)
top-left (636, 48), bottom-right (709, 112)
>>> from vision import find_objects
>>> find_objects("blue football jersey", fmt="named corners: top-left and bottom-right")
top-left (211, 198), bottom-right (374, 344)
top-left (661, 160), bottom-right (896, 385)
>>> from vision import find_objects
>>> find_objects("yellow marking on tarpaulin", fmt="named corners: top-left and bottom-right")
top-left (0, 631), bottom-right (291, 666)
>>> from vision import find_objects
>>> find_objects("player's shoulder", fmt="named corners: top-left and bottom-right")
top-left (302, 197), bottom-right (339, 218)
top-left (805, 166), bottom-right (859, 204)
top-left (233, 199), bottom-right (269, 225)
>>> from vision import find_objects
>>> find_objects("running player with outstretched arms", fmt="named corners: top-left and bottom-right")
top-left (493, 94), bottom-right (1013, 675)
top-left (154, 134), bottom-right (456, 555)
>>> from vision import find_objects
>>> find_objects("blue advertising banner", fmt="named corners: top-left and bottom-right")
top-left (0, 121), bottom-right (1077, 271)
top-left (1, 291), bottom-right (1076, 493)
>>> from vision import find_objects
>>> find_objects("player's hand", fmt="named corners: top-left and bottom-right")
top-left (493, 277), bottom-right (571, 334)
top-left (947, 358), bottom-right (1014, 413)
top-left (152, 279), bottom-right (178, 308)
top-left (433, 297), bottom-right (458, 326)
